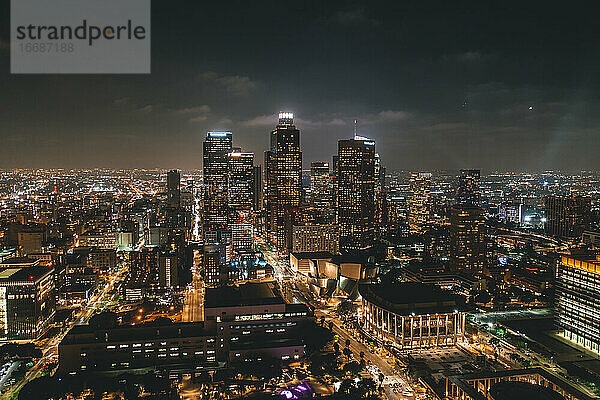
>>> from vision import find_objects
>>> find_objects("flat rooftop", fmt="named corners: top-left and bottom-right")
top-left (290, 251), bottom-right (334, 260)
top-left (0, 257), bottom-right (39, 266)
top-left (204, 282), bottom-right (284, 308)
top-left (358, 282), bottom-right (465, 315)
top-left (0, 266), bottom-right (53, 283)
top-left (490, 381), bottom-right (565, 400)
top-left (62, 321), bottom-right (214, 345)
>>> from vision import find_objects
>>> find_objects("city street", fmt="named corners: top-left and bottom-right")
top-left (182, 274), bottom-right (204, 322)
top-left (1, 264), bottom-right (127, 400)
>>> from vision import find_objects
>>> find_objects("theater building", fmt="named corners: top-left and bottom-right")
top-left (359, 282), bottom-right (466, 349)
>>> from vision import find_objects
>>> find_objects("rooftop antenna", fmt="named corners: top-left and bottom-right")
top-left (353, 119), bottom-right (358, 139)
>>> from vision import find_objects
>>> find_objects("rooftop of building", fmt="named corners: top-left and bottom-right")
top-left (489, 381), bottom-right (564, 400)
top-left (61, 321), bottom-right (214, 345)
top-left (0, 256), bottom-right (40, 265)
top-left (559, 253), bottom-right (600, 275)
top-left (229, 337), bottom-right (304, 351)
top-left (290, 251), bottom-right (334, 261)
top-left (0, 266), bottom-right (53, 283)
top-left (205, 282), bottom-right (284, 308)
top-left (447, 368), bottom-right (596, 400)
top-left (358, 281), bottom-right (466, 315)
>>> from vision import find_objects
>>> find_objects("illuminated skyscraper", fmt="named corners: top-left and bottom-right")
top-left (252, 165), bottom-right (263, 211)
top-left (227, 151), bottom-right (254, 213)
top-left (408, 172), bottom-right (431, 234)
top-left (265, 112), bottom-right (302, 251)
top-left (336, 136), bottom-right (376, 250)
top-left (374, 153), bottom-right (387, 226)
top-left (457, 169), bottom-right (480, 206)
top-left (203, 131), bottom-right (233, 232)
top-left (310, 161), bottom-right (331, 210)
top-left (449, 205), bottom-right (485, 273)
top-left (167, 169), bottom-right (181, 207)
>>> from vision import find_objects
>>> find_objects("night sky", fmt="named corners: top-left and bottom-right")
top-left (1, 1), bottom-right (599, 171)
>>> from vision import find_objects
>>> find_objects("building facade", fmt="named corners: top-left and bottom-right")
top-left (544, 195), bottom-right (591, 238)
top-left (456, 169), bottom-right (480, 206)
top-left (264, 113), bottom-right (302, 251)
top-left (59, 282), bottom-right (313, 374)
top-left (203, 131), bottom-right (233, 233)
top-left (0, 267), bottom-right (56, 340)
top-left (167, 169), bottom-right (181, 208)
top-left (359, 282), bottom-right (465, 349)
top-left (292, 224), bottom-right (339, 254)
top-left (336, 137), bottom-right (376, 250)
top-left (449, 205), bottom-right (486, 273)
top-left (310, 161), bottom-right (332, 210)
top-left (556, 255), bottom-right (600, 354)
top-left (409, 172), bottom-right (431, 234)
top-left (228, 151), bottom-right (254, 213)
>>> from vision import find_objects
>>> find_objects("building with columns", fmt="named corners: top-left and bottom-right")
top-left (358, 282), bottom-right (466, 349)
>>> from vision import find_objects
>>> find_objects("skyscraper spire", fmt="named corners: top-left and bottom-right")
top-left (353, 119), bottom-right (358, 139)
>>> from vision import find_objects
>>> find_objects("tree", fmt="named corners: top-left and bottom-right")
top-left (333, 342), bottom-right (340, 354)
top-left (337, 301), bottom-right (358, 319)
top-left (345, 339), bottom-right (351, 348)
top-left (343, 361), bottom-right (362, 376)
top-left (343, 347), bottom-right (352, 359)
top-left (89, 311), bottom-right (118, 329)
top-left (473, 291), bottom-right (491, 304)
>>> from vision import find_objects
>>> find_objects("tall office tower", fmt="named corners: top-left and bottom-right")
top-left (0, 267), bottom-right (55, 340)
top-left (167, 169), bottom-right (181, 207)
top-left (556, 254), bottom-right (600, 354)
top-left (408, 172), bottom-right (431, 234)
top-left (456, 169), bottom-right (480, 206)
top-left (292, 224), bottom-right (339, 254)
top-left (449, 205), bottom-right (485, 273)
top-left (231, 222), bottom-right (253, 252)
top-left (374, 153), bottom-right (387, 225)
top-left (203, 247), bottom-right (222, 287)
top-left (544, 195), bottom-right (591, 238)
top-left (331, 155), bottom-right (339, 222)
top-left (252, 165), bottom-right (263, 211)
top-left (203, 132), bottom-right (233, 233)
top-left (310, 161), bottom-right (331, 209)
top-left (158, 252), bottom-right (178, 288)
top-left (264, 112), bottom-right (302, 251)
top-left (227, 151), bottom-right (254, 213)
top-left (336, 136), bottom-right (376, 251)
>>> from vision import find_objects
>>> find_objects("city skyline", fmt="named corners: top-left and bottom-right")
top-left (1, 2), bottom-right (599, 171)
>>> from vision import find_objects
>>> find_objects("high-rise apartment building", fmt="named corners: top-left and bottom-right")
top-left (456, 169), bottom-right (480, 206)
top-left (408, 172), bottom-right (431, 234)
top-left (544, 195), bottom-right (591, 238)
top-left (265, 112), bottom-right (302, 251)
top-left (336, 136), bottom-right (376, 250)
top-left (449, 205), bottom-right (485, 273)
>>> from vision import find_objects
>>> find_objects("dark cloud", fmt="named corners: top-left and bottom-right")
top-left (0, 1), bottom-right (599, 171)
